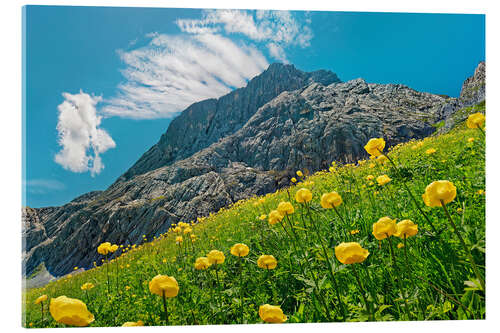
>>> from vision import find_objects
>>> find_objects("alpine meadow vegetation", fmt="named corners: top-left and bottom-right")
top-left (23, 115), bottom-right (485, 327)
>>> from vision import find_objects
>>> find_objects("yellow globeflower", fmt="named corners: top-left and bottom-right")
top-left (334, 242), bottom-right (370, 264)
top-left (291, 177), bottom-right (297, 183)
top-left (468, 137), bottom-right (475, 143)
top-left (296, 170), bottom-right (303, 177)
top-left (268, 210), bottom-right (284, 225)
top-left (110, 244), bottom-right (119, 253)
top-left (366, 174), bottom-right (374, 181)
top-left (364, 138), bottom-right (386, 157)
top-left (173, 226), bottom-right (182, 233)
top-left (175, 236), bottom-right (183, 244)
top-left (97, 242), bottom-right (112, 255)
top-left (259, 304), bottom-right (287, 323)
top-left (207, 250), bottom-right (225, 265)
top-left (372, 216), bottom-right (397, 240)
top-left (377, 155), bottom-right (388, 164)
top-left (426, 148), bottom-right (437, 155)
top-left (122, 320), bottom-right (144, 327)
top-left (376, 175), bottom-right (391, 186)
top-left (466, 112), bottom-right (485, 129)
top-left (258, 214), bottom-right (267, 221)
top-left (49, 296), bottom-right (95, 327)
top-left (80, 283), bottom-right (95, 291)
top-left (257, 255), bottom-right (278, 269)
top-left (397, 243), bottom-right (405, 249)
top-left (350, 229), bottom-right (360, 235)
top-left (230, 243), bottom-right (250, 257)
top-left (183, 227), bottom-right (193, 234)
top-left (259, 198), bottom-right (266, 204)
top-left (320, 192), bottom-right (342, 209)
top-left (148, 275), bottom-right (179, 297)
top-left (194, 257), bottom-right (211, 270)
top-left (277, 201), bottom-right (294, 215)
top-left (422, 180), bottom-right (457, 207)
top-left (295, 188), bottom-right (312, 203)
top-left (34, 294), bottom-right (48, 305)
top-left (395, 219), bottom-right (418, 238)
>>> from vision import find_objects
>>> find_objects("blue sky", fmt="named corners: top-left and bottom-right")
top-left (23, 6), bottom-right (485, 208)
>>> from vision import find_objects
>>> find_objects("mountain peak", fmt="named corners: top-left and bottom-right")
top-left (118, 64), bottom-right (341, 182)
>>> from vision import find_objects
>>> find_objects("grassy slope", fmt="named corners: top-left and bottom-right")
top-left (23, 121), bottom-right (485, 327)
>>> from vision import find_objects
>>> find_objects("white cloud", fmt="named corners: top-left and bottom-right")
top-left (102, 33), bottom-right (269, 119)
top-left (177, 9), bottom-right (313, 48)
top-left (102, 9), bottom-right (313, 119)
top-left (25, 179), bottom-right (66, 194)
top-left (55, 91), bottom-right (116, 176)
top-left (267, 43), bottom-right (288, 63)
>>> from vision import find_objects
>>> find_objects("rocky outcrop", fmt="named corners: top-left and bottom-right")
top-left (22, 62), bottom-right (485, 278)
top-left (118, 64), bottom-right (341, 182)
top-left (438, 61), bottom-right (485, 132)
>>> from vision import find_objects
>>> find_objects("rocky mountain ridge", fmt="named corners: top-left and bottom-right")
top-left (23, 62), bottom-right (485, 278)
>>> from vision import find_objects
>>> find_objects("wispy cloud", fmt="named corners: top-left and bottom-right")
top-left (102, 33), bottom-right (268, 119)
top-left (101, 9), bottom-right (313, 119)
top-left (25, 179), bottom-right (66, 194)
top-left (55, 91), bottom-right (116, 176)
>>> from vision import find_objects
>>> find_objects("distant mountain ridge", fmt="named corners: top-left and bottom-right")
top-left (118, 64), bottom-right (341, 182)
top-left (23, 61), bottom-right (485, 278)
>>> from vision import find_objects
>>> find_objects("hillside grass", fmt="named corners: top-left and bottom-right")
top-left (23, 121), bottom-right (485, 327)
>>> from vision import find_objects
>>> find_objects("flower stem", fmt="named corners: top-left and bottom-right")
top-left (352, 265), bottom-right (373, 321)
top-left (40, 302), bottom-right (44, 323)
top-left (440, 200), bottom-right (485, 291)
top-left (105, 254), bottom-right (110, 295)
top-left (238, 256), bottom-right (244, 324)
top-left (387, 235), bottom-right (412, 320)
top-left (162, 291), bottom-right (169, 325)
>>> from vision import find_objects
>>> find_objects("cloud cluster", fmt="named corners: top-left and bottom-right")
top-left (102, 9), bottom-right (313, 120)
top-left (102, 33), bottom-right (268, 119)
top-left (55, 91), bottom-right (116, 176)
top-left (56, 10), bottom-right (313, 174)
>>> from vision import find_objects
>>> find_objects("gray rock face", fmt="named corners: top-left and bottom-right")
top-left (23, 62), bottom-right (485, 278)
top-left (118, 63), bottom-right (341, 182)
top-left (437, 61), bottom-right (485, 132)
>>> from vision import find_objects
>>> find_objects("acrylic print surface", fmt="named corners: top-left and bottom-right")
top-left (22, 5), bottom-right (485, 328)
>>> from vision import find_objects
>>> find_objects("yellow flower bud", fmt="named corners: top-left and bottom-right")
top-left (320, 192), bottom-right (342, 208)
top-left (49, 296), bottom-right (94, 327)
top-left (372, 216), bottom-right (397, 240)
top-left (230, 243), bottom-right (250, 257)
top-left (80, 283), bottom-right (95, 291)
top-left (97, 242), bottom-right (112, 255)
top-left (295, 188), bottom-right (312, 203)
top-left (296, 170), bottom-right (303, 177)
top-left (194, 257), bottom-right (211, 270)
top-left (148, 275), bottom-right (179, 297)
top-left (122, 320), bottom-right (144, 327)
top-left (34, 294), bottom-right (48, 305)
top-left (376, 175), bottom-right (391, 186)
top-left (422, 180), bottom-right (457, 207)
top-left (207, 250), bottom-right (225, 265)
top-left (334, 242), bottom-right (370, 264)
top-left (268, 210), bottom-right (284, 225)
top-left (395, 219), bottom-right (418, 238)
top-left (364, 138), bottom-right (386, 157)
top-left (277, 201), bottom-right (294, 215)
top-left (259, 304), bottom-right (287, 323)
top-left (466, 112), bottom-right (485, 129)
top-left (257, 255), bottom-right (277, 269)
top-left (291, 177), bottom-right (297, 183)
